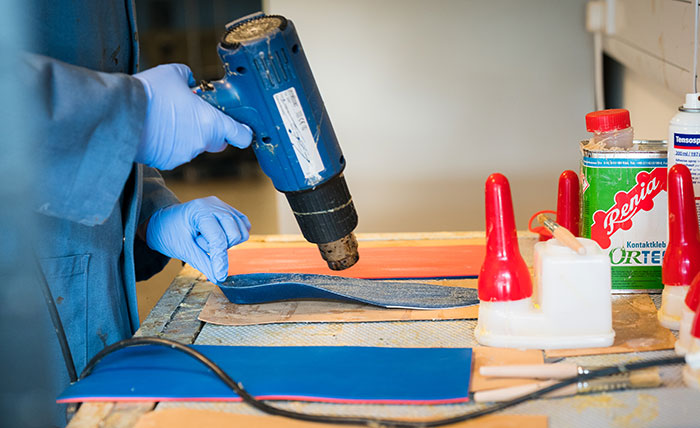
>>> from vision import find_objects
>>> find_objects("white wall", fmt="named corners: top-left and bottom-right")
top-left (265, 0), bottom-right (595, 233)
top-left (601, 0), bottom-right (692, 142)
top-left (603, 0), bottom-right (696, 100)
top-left (621, 67), bottom-right (680, 140)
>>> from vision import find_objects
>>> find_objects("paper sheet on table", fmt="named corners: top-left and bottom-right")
top-left (546, 295), bottom-right (676, 358)
top-left (199, 280), bottom-right (479, 326)
top-left (134, 409), bottom-right (548, 428)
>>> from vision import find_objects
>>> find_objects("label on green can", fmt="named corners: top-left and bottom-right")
top-left (581, 141), bottom-right (667, 292)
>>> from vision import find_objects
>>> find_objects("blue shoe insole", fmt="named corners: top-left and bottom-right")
top-left (218, 273), bottom-right (478, 309)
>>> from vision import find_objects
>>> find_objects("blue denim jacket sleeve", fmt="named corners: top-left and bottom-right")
top-left (23, 53), bottom-right (147, 226)
top-left (23, 53), bottom-right (180, 281)
top-left (135, 166), bottom-right (179, 281)
top-left (140, 166), bottom-right (179, 226)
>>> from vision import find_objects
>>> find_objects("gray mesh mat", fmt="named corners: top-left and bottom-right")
top-left (195, 319), bottom-right (477, 348)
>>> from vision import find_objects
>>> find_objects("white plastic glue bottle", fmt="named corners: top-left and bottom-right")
top-left (669, 93), bottom-right (700, 226)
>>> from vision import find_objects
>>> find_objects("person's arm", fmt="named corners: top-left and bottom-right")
top-left (139, 166), bottom-right (180, 228)
top-left (24, 55), bottom-right (253, 227)
top-left (134, 166), bottom-right (180, 281)
top-left (24, 53), bottom-right (146, 225)
top-left (25, 54), bottom-right (253, 282)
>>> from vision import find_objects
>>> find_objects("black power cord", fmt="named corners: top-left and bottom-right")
top-left (81, 337), bottom-right (686, 428)
top-left (33, 252), bottom-right (78, 383)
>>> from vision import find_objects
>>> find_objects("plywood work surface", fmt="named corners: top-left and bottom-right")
top-left (133, 408), bottom-right (548, 428)
top-left (71, 231), bottom-right (696, 428)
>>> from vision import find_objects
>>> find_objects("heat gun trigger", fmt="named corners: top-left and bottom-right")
top-left (199, 80), bottom-right (215, 92)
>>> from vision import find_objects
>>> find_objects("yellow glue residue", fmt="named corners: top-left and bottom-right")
top-left (612, 394), bottom-right (659, 428)
top-left (570, 393), bottom-right (625, 412)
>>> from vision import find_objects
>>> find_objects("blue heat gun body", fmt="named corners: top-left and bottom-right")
top-left (195, 13), bottom-right (358, 270)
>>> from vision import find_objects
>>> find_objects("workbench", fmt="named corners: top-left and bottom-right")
top-left (66, 232), bottom-right (700, 428)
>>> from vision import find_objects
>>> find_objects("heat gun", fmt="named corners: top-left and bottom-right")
top-left (195, 13), bottom-right (359, 270)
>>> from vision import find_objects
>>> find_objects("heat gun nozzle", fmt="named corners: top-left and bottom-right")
top-left (285, 174), bottom-right (360, 270)
top-left (318, 233), bottom-right (359, 270)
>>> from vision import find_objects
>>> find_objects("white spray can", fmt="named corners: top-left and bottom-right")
top-left (669, 93), bottom-right (700, 226)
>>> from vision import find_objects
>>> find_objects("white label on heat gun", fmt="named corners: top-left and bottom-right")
top-left (273, 87), bottom-right (324, 182)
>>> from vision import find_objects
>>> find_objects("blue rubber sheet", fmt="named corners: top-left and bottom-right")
top-left (219, 273), bottom-right (479, 309)
top-left (58, 345), bottom-right (472, 404)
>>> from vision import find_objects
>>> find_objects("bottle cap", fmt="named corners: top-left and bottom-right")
top-left (585, 109), bottom-right (631, 133)
top-left (663, 164), bottom-right (700, 286)
top-left (478, 173), bottom-right (533, 302)
top-left (683, 93), bottom-right (700, 109)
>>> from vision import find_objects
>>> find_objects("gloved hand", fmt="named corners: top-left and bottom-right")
top-left (146, 196), bottom-right (251, 283)
top-left (133, 64), bottom-right (253, 170)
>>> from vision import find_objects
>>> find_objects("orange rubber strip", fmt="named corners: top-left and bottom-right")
top-left (227, 245), bottom-right (485, 279)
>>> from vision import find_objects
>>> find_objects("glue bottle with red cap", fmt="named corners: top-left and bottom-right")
top-left (660, 164), bottom-right (700, 330)
top-left (475, 173), bottom-right (614, 350)
top-left (677, 272), bottom-right (700, 355)
top-left (683, 303), bottom-right (700, 390)
top-left (585, 109), bottom-right (634, 149)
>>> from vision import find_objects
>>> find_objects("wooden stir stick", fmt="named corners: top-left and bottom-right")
top-left (536, 214), bottom-right (586, 255)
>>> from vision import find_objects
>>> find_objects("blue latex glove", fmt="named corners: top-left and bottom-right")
top-left (133, 64), bottom-right (253, 170)
top-left (146, 197), bottom-right (251, 283)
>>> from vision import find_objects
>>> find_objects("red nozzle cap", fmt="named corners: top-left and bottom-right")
top-left (585, 109), bottom-right (631, 133)
top-left (663, 164), bottom-right (700, 286)
top-left (686, 272), bottom-right (700, 312)
top-left (478, 173), bottom-right (533, 302)
top-left (692, 304), bottom-right (700, 339)
top-left (556, 170), bottom-right (581, 237)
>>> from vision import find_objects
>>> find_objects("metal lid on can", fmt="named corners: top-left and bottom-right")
top-left (581, 139), bottom-right (667, 159)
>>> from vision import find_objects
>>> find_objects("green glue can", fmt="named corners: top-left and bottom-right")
top-left (581, 110), bottom-right (667, 292)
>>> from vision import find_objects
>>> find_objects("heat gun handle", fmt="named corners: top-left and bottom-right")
top-left (194, 78), bottom-right (289, 192)
top-left (194, 80), bottom-right (266, 141)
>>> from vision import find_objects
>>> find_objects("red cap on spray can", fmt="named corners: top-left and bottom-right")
top-left (663, 164), bottom-right (700, 286)
top-left (478, 173), bottom-right (533, 302)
